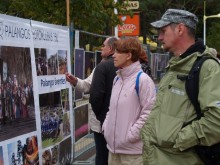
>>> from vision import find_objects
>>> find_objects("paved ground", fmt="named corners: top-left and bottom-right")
top-left (73, 98), bottom-right (96, 165)
top-left (73, 147), bottom-right (95, 165)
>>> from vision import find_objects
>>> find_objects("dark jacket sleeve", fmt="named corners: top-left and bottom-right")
top-left (89, 65), bottom-right (106, 120)
top-left (89, 58), bottom-right (117, 124)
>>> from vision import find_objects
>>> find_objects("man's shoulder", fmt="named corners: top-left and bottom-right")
top-left (201, 48), bottom-right (220, 62)
top-left (188, 50), bottom-right (219, 70)
top-left (199, 54), bottom-right (220, 67)
top-left (191, 55), bottom-right (220, 80)
top-left (96, 58), bottom-right (115, 69)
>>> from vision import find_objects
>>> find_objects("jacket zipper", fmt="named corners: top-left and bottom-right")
top-left (113, 79), bottom-right (123, 153)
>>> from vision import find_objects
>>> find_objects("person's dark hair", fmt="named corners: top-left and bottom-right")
top-left (187, 26), bottom-right (196, 37)
top-left (139, 49), bottom-right (148, 63)
top-left (139, 49), bottom-right (152, 78)
top-left (114, 37), bottom-right (141, 62)
top-left (107, 37), bottom-right (118, 50)
top-left (170, 23), bottom-right (196, 37)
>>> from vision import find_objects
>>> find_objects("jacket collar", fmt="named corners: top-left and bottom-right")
top-left (116, 61), bottom-right (141, 79)
top-left (106, 54), bottom-right (114, 59)
top-left (180, 39), bottom-right (205, 59)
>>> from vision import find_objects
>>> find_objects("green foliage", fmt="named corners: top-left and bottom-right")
top-left (0, 0), bottom-right (219, 51)
top-left (0, 0), bottom-right (11, 13)
top-left (138, 0), bottom-right (219, 48)
top-left (0, 0), bottom-right (129, 35)
top-left (207, 22), bottom-right (220, 52)
top-left (5, 0), bottom-right (67, 25)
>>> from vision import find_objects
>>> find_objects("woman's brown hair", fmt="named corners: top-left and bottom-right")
top-left (114, 37), bottom-right (142, 62)
top-left (139, 49), bottom-right (148, 63)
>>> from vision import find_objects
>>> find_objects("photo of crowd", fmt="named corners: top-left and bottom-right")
top-left (47, 49), bottom-right (58, 75)
top-left (58, 50), bottom-right (67, 75)
top-left (35, 48), bottom-right (60, 76)
top-left (39, 91), bottom-right (71, 148)
top-left (0, 46), bottom-right (35, 141)
top-left (35, 48), bottom-right (48, 76)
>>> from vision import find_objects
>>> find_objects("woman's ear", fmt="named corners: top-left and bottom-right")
top-left (126, 52), bottom-right (132, 60)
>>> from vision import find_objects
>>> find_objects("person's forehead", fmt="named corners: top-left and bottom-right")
top-left (159, 24), bottom-right (170, 31)
top-left (104, 38), bottom-right (109, 44)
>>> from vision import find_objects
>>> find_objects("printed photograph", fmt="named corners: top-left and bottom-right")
top-left (74, 49), bottom-right (84, 101)
top-left (42, 145), bottom-right (59, 165)
top-left (51, 145), bottom-right (59, 165)
top-left (84, 51), bottom-right (95, 79)
top-left (42, 149), bottom-right (52, 165)
top-left (95, 51), bottom-right (102, 66)
top-left (61, 88), bottom-right (70, 112)
top-left (35, 48), bottom-right (48, 76)
top-left (58, 50), bottom-right (67, 75)
top-left (0, 146), bottom-right (3, 165)
top-left (59, 137), bottom-right (72, 165)
top-left (0, 46), bottom-right (36, 142)
top-left (39, 91), bottom-right (70, 148)
top-left (7, 136), bottom-right (39, 165)
top-left (47, 49), bottom-right (58, 75)
top-left (151, 53), bottom-right (169, 79)
top-left (74, 104), bottom-right (89, 142)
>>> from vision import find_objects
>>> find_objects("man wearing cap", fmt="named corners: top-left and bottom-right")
top-left (141, 9), bottom-right (220, 165)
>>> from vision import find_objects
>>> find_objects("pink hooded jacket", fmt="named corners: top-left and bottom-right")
top-left (102, 61), bottom-right (156, 154)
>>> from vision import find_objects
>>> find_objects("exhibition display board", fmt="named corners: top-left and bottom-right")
top-left (0, 14), bottom-right (74, 165)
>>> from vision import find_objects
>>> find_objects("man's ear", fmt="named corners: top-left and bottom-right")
top-left (109, 46), bottom-right (113, 52)
top-left (177, 23), bottom-right (185, 35)
top-left (109, 46), bottom-right (116, 55)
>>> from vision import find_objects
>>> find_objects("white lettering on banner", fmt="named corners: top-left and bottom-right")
top-left (124, 1), bottom-right (139, 10)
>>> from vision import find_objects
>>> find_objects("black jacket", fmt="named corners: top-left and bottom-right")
top-left (89, 55), bottom-right (117, 125)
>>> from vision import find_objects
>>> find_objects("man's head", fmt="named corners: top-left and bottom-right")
top-left (151, 9), bottom-right (198, 55)
top-left (101, 37), bottom-right (118, 58)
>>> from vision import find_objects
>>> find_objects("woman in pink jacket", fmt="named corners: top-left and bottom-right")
top-left (102, 37), bottom-right (156, 165)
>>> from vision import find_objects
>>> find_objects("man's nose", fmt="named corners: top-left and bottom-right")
top-left (158, 35), bottom-right (163, 41)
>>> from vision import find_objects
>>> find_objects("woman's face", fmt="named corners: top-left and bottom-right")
top-left (113, 50), bottom-right (131, 68)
